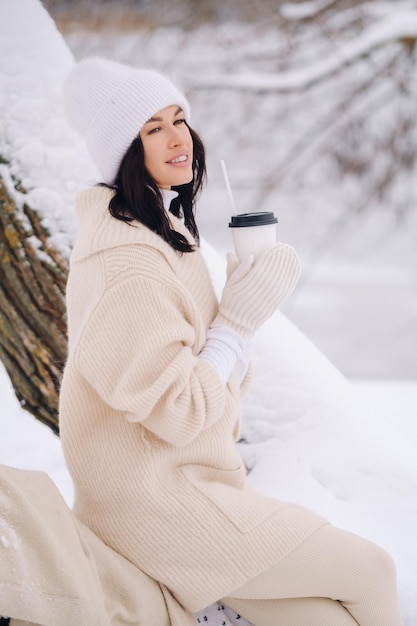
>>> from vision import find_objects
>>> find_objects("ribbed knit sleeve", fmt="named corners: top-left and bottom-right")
top-left (60, 188), bottom-right (327, 614)
top-left (74, 273), bottom-right (226, 447)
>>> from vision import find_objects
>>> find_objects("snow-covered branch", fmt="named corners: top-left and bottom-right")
top-left (192, 11), bottom-right (417, 92)
top-left (280, 0), bottom-right (342, 21)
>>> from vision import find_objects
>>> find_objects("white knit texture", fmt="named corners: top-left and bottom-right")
top-left (63, 58), bottom-right (190, 184)
top-left (199, 325), bottom-right (246, 384)
top-left (215, 244), bottom-right (301, 341)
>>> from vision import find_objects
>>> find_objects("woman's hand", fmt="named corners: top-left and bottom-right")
top-left (214, 243), bottom-right (300, 341)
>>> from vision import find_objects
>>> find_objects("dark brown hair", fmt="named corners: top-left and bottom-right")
top-left (101, 125), bottom-right (206, 253)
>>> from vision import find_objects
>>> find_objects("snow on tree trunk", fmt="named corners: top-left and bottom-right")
top-left (0, 175), bottom-right (68, 434)
top-left (2, 0), bottom-right (417, 436)
top-left (0, 0), bottom-right (97, 434)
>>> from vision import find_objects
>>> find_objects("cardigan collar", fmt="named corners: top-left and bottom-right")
top-left (71, 186), bottom-right (192, 265)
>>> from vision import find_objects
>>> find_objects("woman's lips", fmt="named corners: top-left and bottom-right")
top-left (166, 154), bottom-right (190, 166)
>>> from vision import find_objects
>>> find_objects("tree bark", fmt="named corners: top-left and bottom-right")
top-left (0, 175), bottom-right (68, 435)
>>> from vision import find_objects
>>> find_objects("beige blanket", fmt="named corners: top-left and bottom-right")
top-left (0, 464), bottom-right (195, 626)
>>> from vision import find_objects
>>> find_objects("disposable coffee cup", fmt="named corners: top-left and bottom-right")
top-left (229, 212), bottom-right (278, 261)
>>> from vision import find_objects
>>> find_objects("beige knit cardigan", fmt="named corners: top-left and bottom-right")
top-left (59, 186), bottom-right (327, 612)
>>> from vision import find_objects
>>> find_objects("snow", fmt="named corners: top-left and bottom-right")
top-left (280, 0), bottom-right (343, 20)
top-left (193, 10), bottom-right (417, 92)
top-left (1, 0), bottom-right (417, 624)
top-left (0, 0), bottom-right (99, 257)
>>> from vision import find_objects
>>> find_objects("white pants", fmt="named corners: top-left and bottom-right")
top-left (223, 525), bottom-right (403, 625)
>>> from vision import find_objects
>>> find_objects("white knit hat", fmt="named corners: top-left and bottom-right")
top-left (63, 57), bottom-right (191, 185)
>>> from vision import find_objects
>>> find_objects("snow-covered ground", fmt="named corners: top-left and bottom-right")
top-left (1, 0), bottom-right (417, 624)
top-left (1, 351), bottom-right (416, 623)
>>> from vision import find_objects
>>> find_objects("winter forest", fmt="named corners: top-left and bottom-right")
top-left (1, 0), bottom-right (417, 624)
top-left (44, 0), bottom-right (417, 382)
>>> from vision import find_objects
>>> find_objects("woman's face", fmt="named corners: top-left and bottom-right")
top-left (139, 104), bottom-right (193, 189)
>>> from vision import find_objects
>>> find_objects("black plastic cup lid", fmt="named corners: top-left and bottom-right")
top-left (229, 212), bottom-right (278, 228)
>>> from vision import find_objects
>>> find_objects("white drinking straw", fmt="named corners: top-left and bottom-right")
top-left (220, 159), bottom-right (237, 216)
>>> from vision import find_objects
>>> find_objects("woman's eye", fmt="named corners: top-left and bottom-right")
top-left (174, 118), bottom-right (186, 125)
top-left (148, 126), bottom-right (161, 135)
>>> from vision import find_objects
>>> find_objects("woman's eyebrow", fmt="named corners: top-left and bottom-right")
top-left (144, 107), bottom-right (183, 124)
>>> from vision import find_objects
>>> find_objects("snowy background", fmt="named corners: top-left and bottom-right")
top-left (58, 0), bottom-right (417, 382)
top-left (1, 0), bottom-right (416, 623)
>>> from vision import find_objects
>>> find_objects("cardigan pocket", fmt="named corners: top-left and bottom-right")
top-left (180, 463), bottom-right (282, 534)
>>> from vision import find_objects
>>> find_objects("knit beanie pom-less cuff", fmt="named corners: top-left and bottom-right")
top-left (62, 57), bottom-right (191, 185)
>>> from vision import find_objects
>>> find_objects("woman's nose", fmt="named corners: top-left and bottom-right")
top-left (168, 126), bottom-right (184, 147)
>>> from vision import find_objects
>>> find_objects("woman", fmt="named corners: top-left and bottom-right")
top-left (60, 57), bottom-right (403, 625)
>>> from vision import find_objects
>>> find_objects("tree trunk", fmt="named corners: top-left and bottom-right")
top-left (0, 175), bottom-right (68, 435)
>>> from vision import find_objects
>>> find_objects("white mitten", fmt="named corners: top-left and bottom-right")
top-left (213, 243), bottom-right (300, 341)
